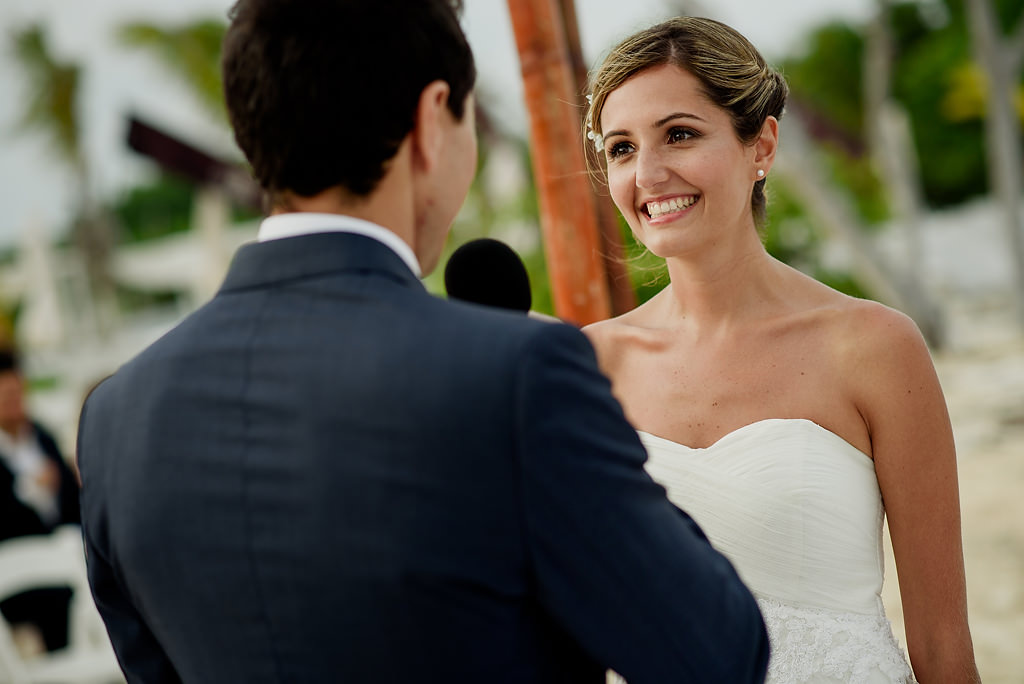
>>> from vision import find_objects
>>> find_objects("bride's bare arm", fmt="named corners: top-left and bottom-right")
top-left (847, 305), bottom-right (980, 683)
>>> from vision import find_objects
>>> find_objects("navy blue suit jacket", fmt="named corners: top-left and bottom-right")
top-left (78, 232), bottom-right (768, 683)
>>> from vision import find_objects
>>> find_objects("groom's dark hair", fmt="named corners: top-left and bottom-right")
top-left (222, 0), bottom-right (476, 205)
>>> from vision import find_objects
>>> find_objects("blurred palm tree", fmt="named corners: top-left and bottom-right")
top-left (117, 20), bottom-right (228, 124)
top-left (11, 25), bottom-right (116, 335)
top-left (13, 26), bottom-right (82, 168)
top-left (964, 0), bottom-right (1024, 329)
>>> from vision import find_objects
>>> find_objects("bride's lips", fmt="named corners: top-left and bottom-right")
top-left (641, 194), bottom-right (700, 220)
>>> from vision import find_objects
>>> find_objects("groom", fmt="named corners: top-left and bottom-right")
top-left (76, 1), bottom-right (768, 682)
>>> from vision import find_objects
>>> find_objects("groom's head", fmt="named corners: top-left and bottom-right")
top-left (221, 0), bottom-right (477, 211)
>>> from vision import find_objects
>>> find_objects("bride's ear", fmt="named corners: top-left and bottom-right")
top-left (753, 115), bottom-right (779, 177)
top-left (410, 80), bottom-right (451, 174)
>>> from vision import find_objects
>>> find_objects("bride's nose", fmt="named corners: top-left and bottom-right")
top-left (635, 147), bottom-right (671, 189)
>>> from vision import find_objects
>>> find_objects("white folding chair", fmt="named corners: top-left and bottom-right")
top-left (0, 526), bottom-right (123, 684)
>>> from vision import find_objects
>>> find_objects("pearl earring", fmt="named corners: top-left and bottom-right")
top-left (756, 169), bottom-right (765, 178)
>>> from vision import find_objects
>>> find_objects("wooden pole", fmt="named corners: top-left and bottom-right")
top-left (556, 0), bottom-right (636, 316)
top-left (507, 0), bottom-right (612, 325)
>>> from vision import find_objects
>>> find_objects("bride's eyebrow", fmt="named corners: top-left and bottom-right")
top-left (604, 111), bottom-right (707, 139)
top-left (654, 112), bottom-right (705, 127)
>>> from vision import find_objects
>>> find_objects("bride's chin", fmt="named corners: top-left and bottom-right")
top-left (638, 237), bottom-right (686, 260)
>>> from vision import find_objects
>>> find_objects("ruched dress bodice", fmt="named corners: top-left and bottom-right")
top-left (639, 419), bottom-right (916, 683)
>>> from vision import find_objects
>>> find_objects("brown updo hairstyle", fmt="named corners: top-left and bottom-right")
top-left (585, 16), bottom-right (788, 227)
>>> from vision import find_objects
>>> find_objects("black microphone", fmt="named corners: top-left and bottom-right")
top-left (444, 238), bottom-right (532, 313)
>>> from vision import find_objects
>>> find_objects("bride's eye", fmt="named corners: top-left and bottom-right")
top-left (668, 127), bottom-right (698, 143)
top-left (606, 141), bottom-right (634, 160)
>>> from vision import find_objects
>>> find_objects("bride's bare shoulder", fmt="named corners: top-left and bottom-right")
top-left (581, 303), bottom-right (662, 373)
top-left (786, 269), bottom-right (915, 336)
top-left (812, 289), bottom-right (922, 346)
top-left (797, 285), bottom-right (932, 394)
top-left (775, 268), bottom-right (928, 373)
top-left (583, 301), bottom-right (662, 342)
top-left (581, 316), bottom-right (624, 347)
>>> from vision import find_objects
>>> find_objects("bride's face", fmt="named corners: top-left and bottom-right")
top-left (599, 63), bottom-right (762, 259)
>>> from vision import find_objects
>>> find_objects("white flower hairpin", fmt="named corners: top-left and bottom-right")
top-left (585, 94), bottom-right (604, 152)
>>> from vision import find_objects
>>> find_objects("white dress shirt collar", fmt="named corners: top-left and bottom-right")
top-left (257, 213), bottom-right (422, 278)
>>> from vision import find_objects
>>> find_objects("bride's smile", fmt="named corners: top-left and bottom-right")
top-left (643, 193), bottom-right (700, 221)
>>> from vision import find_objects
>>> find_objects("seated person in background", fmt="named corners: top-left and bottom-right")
top-left (0, 348), bottom-right (81, 652)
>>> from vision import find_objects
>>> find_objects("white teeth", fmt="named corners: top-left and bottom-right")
top-left (646, 195), bottom-right (696, 218)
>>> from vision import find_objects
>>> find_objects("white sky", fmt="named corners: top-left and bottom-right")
top-left (0, 0), bottom-right (875, 248)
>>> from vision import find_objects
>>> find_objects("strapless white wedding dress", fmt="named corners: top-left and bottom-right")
top-left (639, 418), bottom-right (915, 683)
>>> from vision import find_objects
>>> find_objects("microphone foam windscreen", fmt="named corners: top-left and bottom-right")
top-left (444, 238), bottom-right (532, 313)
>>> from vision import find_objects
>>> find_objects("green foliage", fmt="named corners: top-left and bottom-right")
top-left (781, 0), bottom-right (1024, 210)
top-left (519, 243), bottom-right (555, 315)
top-left (890, 0), bottom-right (1024, 205)
top-left (616, 220), bottom-right (667, 306)
top-left (992, 0), bottom-right (1024, 32)
top-left (778, 23), bottom-right (892, 225)
top-left (116, 286), bottom-right (182, 314)
top-left (761, 181), bottom-right (821, 266)
top-left (0, 302), bottom-right (18, 348)
top-left (819, 143), bottom-right (891, 226)
top-left (889, 1), bottom-right (987, 206)
top-left (761, 180), bottom-right (869, 298)
top-left (507, 151), bottom-right (556, 316)
top-left (111, 174), bottom-right (195, 243)
top-left (25, 374), bottom-right (59, 392)
top-left (9, 25), bottom-right (82, 166)
top-left (781, 23), bottom-right (866, 140)
top-left (814, 270), bottom-right (871, 299)
top-left (111, 171), bottom-right (259, 241)
top-left (118, 20), bottom-right (228, 123)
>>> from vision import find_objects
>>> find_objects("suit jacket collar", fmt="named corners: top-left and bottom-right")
top-left (256, 213), bottom-right (422, 277)
top-left (219, 232), bottom-right (425, 294)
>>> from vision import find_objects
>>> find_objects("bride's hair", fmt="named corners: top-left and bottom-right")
top-left (585, 16), bottom-right (788, 227)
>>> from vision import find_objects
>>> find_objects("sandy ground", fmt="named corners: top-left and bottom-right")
top-left (882, 304), bottom-right (1024, 683)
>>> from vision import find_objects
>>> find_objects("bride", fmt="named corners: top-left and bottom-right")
top-left (582, 17), bottom-right (979, 683)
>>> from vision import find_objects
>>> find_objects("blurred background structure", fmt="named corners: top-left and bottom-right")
top-left (0, 0), bottom-right (1021, 680)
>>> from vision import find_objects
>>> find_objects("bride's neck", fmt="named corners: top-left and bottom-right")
top-left (659, 249), bottom-right (781, 333)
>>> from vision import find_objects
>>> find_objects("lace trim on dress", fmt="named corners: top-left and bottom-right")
top-left (756, 595), bottom-right (916, 683)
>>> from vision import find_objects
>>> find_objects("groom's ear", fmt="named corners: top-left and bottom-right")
top-left (410, 80), bottom-right (452, 174)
